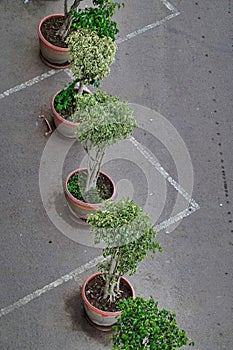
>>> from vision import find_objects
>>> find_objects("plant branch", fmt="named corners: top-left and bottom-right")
top-left (85, 146), bottom-right (106, 192)
top-left (58, 0), bottom-right (85, 40)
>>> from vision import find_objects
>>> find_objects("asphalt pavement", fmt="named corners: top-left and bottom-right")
top-left (0, 0), bottom-right (232, 349)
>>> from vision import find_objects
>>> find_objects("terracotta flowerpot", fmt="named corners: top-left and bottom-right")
top-left (82, 272), bottom-right (135, 329)
top-left (51, 87), bottom-right (91, 139)
top-left (51, 89), bottom-right (79, 139)
top-left (38, 14), bottom-right (70, 68)
top-left (64, 168), bottom-right (117, 219)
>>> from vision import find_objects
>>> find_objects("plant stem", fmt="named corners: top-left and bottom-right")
top-left (78, 81), bottom-right (84, 95)
top-left (58, 0), bottom-right (84, 40)
top-left (85, 147), bottom-right (105, 193)
top-left (64, 0), bottom-right (68, 16)
top-left (103, 248), bottom-right (120, 300)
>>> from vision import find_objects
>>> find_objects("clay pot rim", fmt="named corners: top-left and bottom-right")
top-left (64, 168), bottom-right (117, 210)
top-left (81, 272), bottom-right (136, 317)
top-left (38, 14), bottom-right (68, 53)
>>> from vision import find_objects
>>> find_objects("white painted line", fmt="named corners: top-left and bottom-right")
top-left (0, 70), bottom-right (60, 100)
top-left (0, 0), bottom-right (189, 320)
top-left (0, 195), bottom-right (198, 320)
top-left (129, 135), bottom-right (200, 233)
top-left (0, 255), bottom-right (104, 318)
top-left (64, 68), bottom-right (73, 80)
top-left (161, 0), bottom-right (179, 13)
top-left (117, 0), bottom-right (180, 44)
top-left (0, 1), bottom-right (180, 99)
top-left (0, 128), bottom-right (199, 320)
top-left (155, 207), bottom-right (197, 232)
top-left (116, 12), bottom-right (179, 44)
top-left (129, 136), bottom-right (200, 211)
top-left (0, 203), bottom-right (196, 320)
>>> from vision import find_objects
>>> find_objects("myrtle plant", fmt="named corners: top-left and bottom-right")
top-left (87, 198), bottom-right (163, 303)
top-left (55, 1), bottom-right (124, 118)
top-left (66, 28), bottom-right (117, 94)
top-left (72, 0), bottom-right (124, 41)
top-left (112, 296), bottom-right (194, 350)
top-left (58, 0), bottom-right (123, 41)
top-left (73, 91), bottom-right (136, 196)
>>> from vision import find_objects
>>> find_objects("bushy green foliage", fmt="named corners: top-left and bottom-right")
top-left (74, 90), bottom-right (137, 148)
top-left (71, 0), bottom-right (123, 41)
top-left (67, 27), bottom-right (117, 86)
top-left (72, 90), bottom-right (136, 194)
top-left (112, 297), bottom-right (194, 350)
top-left (87, 198), bottom-right (163, 301)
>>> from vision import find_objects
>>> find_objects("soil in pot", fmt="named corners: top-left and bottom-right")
top-left (67, 170), bottom-right (114, 204)
top-left (85, 274), bottom-right (133, 312)
top-left (41, 17), bottom-right (67, 48)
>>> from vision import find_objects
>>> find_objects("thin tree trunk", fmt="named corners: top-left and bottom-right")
top-left (103, 251), bottom-right (119, 300)
top-left (113, 251), bottom-right (122, 292)
top-left (78, 82), bottom-right (84, 95)
top-left (58, 0), bottom-right (84, 40)
top-left (85, 147), bottom-right (106, 193)
top-left (64, 0), bottom-right (68, 16)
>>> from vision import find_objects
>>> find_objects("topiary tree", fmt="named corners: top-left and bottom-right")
top-left (55, 26), bottom-right (117, 117)
top-left (55, 1), bottom-right (123, 120)
top-left (111, 296), bottom-right (194, 350)
top-left (87, 198), bottom-right (163, 303)
top-left (66, 28), bottom-right (117, 94)
top-left (72, 91), bottom-right (136, 197)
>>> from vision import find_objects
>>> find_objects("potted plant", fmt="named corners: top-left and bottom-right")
top-left (111, 296), bottom-right (194, 349)
top-left (64, 92), bottom-right (136, 218)
top-left (38, 0), bottom-right (123, 67)
top-left (81, 198), bottom-right (163, 327)
top-left (52, 17), bottom-right (117, 138)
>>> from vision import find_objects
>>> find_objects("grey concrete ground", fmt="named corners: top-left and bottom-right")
top-left (0, 0), bottom-right (232, 349)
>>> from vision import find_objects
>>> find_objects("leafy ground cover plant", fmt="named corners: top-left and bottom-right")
top-left (54, 80), bottom-right (77, 119)
top-left (86, 198), bottom-right (163, 307)
top-left (112, 296), bottom-right (194, 350)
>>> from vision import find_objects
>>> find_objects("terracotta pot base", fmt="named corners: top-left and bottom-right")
top-left (40, 51), bottom-right (70, 69)
top-left (38, 14), bottom-right (70, 68)
top-left (66, 202), bottom-right (88, 223)
top-left (64, 168), bottom-right (116, 219)
top-left (51, 88), bottom-right (90, 139)
top-left (84, 312), bottom-right (112, 332)
top-left (82, 273), bottom-right (135, 329)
